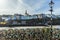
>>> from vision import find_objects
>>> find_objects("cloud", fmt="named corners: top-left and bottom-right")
top-left (17, 0), bottom-right (48, 15)
top-left (53, 8), bottom-right (60, 15)
top-left (0, 0), bottom-right (48, 15)
top-left (0, 0), bottom-right (59, 15)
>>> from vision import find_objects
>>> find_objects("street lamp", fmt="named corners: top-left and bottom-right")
top-left (49, 0), bottom-right (54, 40)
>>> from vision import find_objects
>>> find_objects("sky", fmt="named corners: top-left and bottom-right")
top-left (0, 0), bottom-right (59, 15)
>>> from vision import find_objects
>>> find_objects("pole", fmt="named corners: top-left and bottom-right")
top-left (49, 0), bottom-right (54, 40)
top-left (50, 7), bottom-right (53, 40)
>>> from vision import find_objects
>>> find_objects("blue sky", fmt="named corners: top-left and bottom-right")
top-left (0, 0), bottom-right (60, 15)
